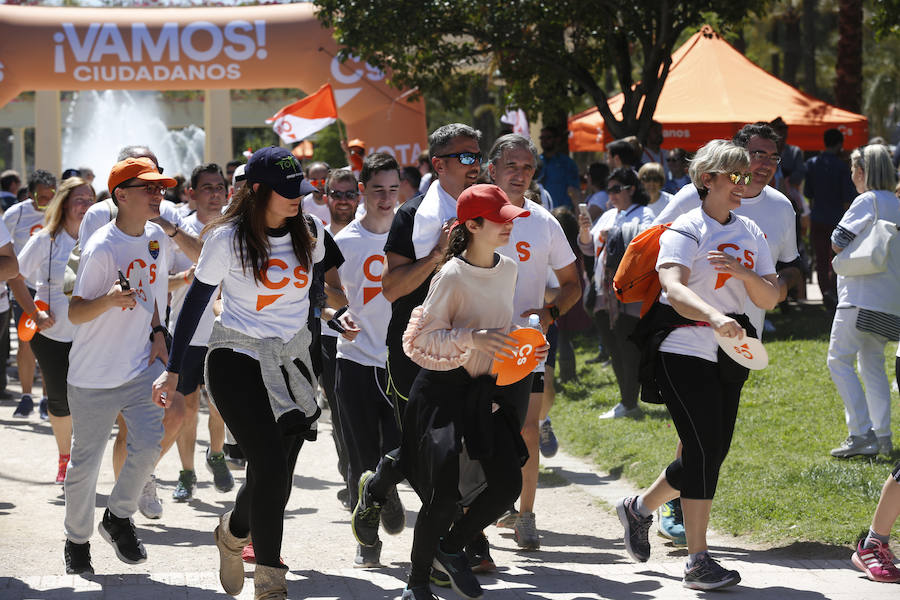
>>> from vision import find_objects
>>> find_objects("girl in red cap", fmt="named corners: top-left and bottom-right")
top-left (397, 184), bottom-right (547, 600)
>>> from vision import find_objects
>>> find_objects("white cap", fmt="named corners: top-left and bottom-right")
top-left (232, 164), bottom-right (246, 186)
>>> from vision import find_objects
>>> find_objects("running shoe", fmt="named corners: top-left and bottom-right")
top-left (138, 474), bottom-right (163, 519)
top-left (433, 542), bottom-right (484, 599)
top-left (429, 567), bottom-right (450, 588)
top-left (400, 585), bottom-right (438, 600)
top-left (657, 499), bottom-right (686, 546)
top-left (64, 540), bottom-right (94, 575)
top-left (539, 418), bottom-right (559, 458)
top-left (877, 436), bottom-right (893, 456)
top-left (599, 402), bottom-right (640, 420)
top-left (12, 394), bottom-right (32, 418)
top-left (337, 487), bottom-right (351, 511)
top-left (381, 485), bottom-right (405, 535)
top-left (616, 496), bottom-right (652, 562)
top-left (38, 397), bottom-right (49, 420)
top-left (464, 532), bottom-right (496, 573)
top-left (514, 511), bottom-right (540, 550)
top-left (172, 469), bottom-right (196, 502)
top-left (206, 448), bottom-right (234, 492)
top-left (98, 508), bottom-right (147, 564)
top-left (495, 507), bottom-right (518, 529)
top-left (351, 470), bottom-right (382, 547)
top-left (682, 552), bottom-right (741, 590)
top-left (830, 432), bottom-right (878, 458)
top-left (354, 540), bottom-right (382, 568)
top-left (56, 454), bottom-right (70, 484)
top-left (852, 539), bottom-right (900, 583)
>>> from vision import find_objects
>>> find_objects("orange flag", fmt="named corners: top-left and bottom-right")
top-left (266, 83), bottom-right (338, 144)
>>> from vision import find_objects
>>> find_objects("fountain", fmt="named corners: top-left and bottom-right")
top-left (62, 90), bottom-right (206, 191)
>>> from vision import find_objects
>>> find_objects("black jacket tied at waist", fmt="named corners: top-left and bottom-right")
top-left (631, 301), bottom-right (757, 404)
top-left (400, 367), bottom-right (529, 505)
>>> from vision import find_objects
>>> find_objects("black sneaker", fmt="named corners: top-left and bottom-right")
top-left (381, 485), bottom-right (405, 535)
top-left (353, 540), bottom-right (382, 568)
top-left (98, 508), bottom-right (147, 564)
top-left (205, 448), bottom-right (235, 492)
top-left (433, 543), bottom-right (483, 600)
top-left (337, 487), bottom-right (351, 511)
top-left (683, 552), bottom-right (741, 590)
top-left (39, 397), bottom-right (49, 420)
top-left (616, 496), bottom-right (652, 562)
top-left (351, 470), bottom-right (382, 547)
top-left (64, 540), bottom-right (94, 574)
top-left (429, 567), bottom-right (451, 588)
top-left (12, 394), bottom-right (33, 418)
top-left (400, 585), bottom-right (438, 600)
top-left (464, 532), bottom-right (495, 573)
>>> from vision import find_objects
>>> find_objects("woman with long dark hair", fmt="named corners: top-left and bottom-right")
top-left (153, 147), bottom-right (343, 599)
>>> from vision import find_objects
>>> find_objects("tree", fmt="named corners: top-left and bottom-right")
top-left (314, 0), bottom-right (768, 143)
top-left (834, 0), bottom-right (863, 113)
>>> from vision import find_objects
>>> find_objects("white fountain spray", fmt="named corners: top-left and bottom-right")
top-left (62, 90), bottom-right (206, 191)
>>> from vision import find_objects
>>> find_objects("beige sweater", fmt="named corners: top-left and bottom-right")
top-left (403, 254), bottom-right (518, 377)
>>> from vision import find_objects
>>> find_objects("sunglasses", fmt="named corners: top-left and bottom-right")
top-left (726, 171), bottom-right (753, 185)
top-left (329, 190), bottom-right (359, 200)
top-left (606, 184), bottom-right (632, 194)
top-left (748, 150), bottom-right (782, 165)
top-left (119, 183), bottom-right (167, 195)
top-left (349, 148), bottom-right (365, 156)
top-left (308, 178), bottom-right (327, 188)
top-left (435, 152), bottom-right (482, 165)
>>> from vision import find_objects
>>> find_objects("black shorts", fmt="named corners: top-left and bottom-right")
top-left (176, 345), bottom-right (208, 395)
top-left (11, 286), bottom-right (36, 330)
top-left (531, 372), bottom-right (545, 394)
top-left (545, 323), bottom-right (558, 370)
top-left (507, 373), bottom-right (535, 431)
top-left (30, 333), bottom-right (71, 416)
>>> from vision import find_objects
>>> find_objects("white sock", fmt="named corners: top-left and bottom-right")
top-left (633, 496), bottom-right (653, 518)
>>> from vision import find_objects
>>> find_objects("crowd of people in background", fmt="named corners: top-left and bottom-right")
top-left (1, 112), bottom-right (900, 598)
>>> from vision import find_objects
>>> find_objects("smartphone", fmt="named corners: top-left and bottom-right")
top-left (577, 202), bottom-right (590, 219)
top-left (117, 270), bottom-right (130, 290)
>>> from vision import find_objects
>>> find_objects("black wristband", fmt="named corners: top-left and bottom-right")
top-left (547, 304), bottom-right (560, 322)
top-left (150, 325), bottom-right (168, 341)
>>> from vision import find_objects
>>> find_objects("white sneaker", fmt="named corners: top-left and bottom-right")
top-left (138, 474), bottom-right (163, 519)
top-left (599, 402), bottom-right (641, 420)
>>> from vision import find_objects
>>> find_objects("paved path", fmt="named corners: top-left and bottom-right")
top-left (0, 376), bottom-right (895, 599)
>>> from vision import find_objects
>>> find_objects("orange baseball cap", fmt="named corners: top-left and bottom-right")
top-left (347, 138), bottom-right (366, 149)
top-left (108, 157), bottom-right (177, 192)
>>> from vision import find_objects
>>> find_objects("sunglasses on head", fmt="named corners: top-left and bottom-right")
top-left (606, 184), bottom-right (632, 194)
top-left (435, 151), bottom-right (482, 165)
top-left (329, 190), bottom-right (359, 200)
top-left (726, 171), bottom-right (753, 185)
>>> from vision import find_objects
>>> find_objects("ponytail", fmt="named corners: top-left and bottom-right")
top-left (441, 217), bottom-right (483, 267)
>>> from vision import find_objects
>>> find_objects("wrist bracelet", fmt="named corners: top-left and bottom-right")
top-left (183, 272), bottom-right (191, 284)
top-left (169, 227), bottom-right (178, 238)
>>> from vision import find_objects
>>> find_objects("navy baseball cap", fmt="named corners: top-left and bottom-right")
top-left (245, 146), bottom-right (316, 199)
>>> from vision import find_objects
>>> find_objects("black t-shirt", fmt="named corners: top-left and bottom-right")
top-left (384, 194), bottom-right (433, 398)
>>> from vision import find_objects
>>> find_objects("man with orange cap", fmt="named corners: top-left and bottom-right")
top-left (62, 157), bottom-right (176, 575)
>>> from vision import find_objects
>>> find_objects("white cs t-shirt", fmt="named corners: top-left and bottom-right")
top-left (498, 200), bottom-right (576, 374)
top-left (159, 199), bottom-right (185, 229)
top-left (17, 229), bottom-right (77, 342)
top-left (167, 214), bottom-right (218, 347)
top-left (194, 217), bottom-right (326, 346)
top-left (69, 221), bottom-right (169, 388)
top-left (657, 208), bottom-right (776, 362)
top-left (302, 194), bottom-right (331, 226)
top-left (3, 200), bottom-right (46, 288)
top-left (334, 220), bottom-right (390, 368)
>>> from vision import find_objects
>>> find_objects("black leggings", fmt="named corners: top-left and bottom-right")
top-left (206, 349), bottom-right (304, 568)
top-left (320, 335), bottom-right (349, 484)
top-left (408, 411), bottom-right (522, 587)
top-left (30, 333), bottom-right (71, 417)
top-left (657, 352), bottom-right (743, 500)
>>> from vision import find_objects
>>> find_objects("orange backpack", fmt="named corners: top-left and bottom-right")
top-left (613, 223), bottom-right (697, 317)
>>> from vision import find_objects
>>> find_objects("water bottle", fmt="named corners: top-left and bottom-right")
top-left (528, 313), bottom-right (541, 330)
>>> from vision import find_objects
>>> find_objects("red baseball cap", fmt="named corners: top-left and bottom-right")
top-left (454, 184), bottom-right (530, 229)
top-left (108, 157), bottom-right (177, 192)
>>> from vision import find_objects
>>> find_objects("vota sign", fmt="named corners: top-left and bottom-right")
top-left (55, 21), bottom-right (267, 83)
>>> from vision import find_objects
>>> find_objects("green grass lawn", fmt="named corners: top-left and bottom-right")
top-left (550, 303), bottom-right (900, 547)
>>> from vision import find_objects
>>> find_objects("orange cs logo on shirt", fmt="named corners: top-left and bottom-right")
top-left (125, 258), bottom-right (157, 304)
top-left (29, 224), bottom-right (43, 236)
top-left (256, 259), bottom-right (309, 311)
top-left (714, 243), bottom-right (755, 289)
top-left (516, 241), bottom-right (531, 262)
top-left (362, 254), bottom-right (384, 304)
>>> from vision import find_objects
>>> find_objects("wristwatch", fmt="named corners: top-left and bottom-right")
top-left (150, 325), bottom-right (169, 341)
top-left (547, 304), bottom-right (560, 323)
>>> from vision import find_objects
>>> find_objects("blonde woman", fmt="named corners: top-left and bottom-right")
top-left (9, 176), bottom-right (94, 483)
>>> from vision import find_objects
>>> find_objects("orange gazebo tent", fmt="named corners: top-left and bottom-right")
top-left (568, 25), bottom-right (868, 152)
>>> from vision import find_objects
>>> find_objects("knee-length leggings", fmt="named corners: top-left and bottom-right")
top-left (656, 351), bottom-right (744, 500)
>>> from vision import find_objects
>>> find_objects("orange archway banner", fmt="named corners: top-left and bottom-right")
top-left (0, 3), bottom-right (427, 164)
top-left (568, 26), bottom-right (867, 153)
